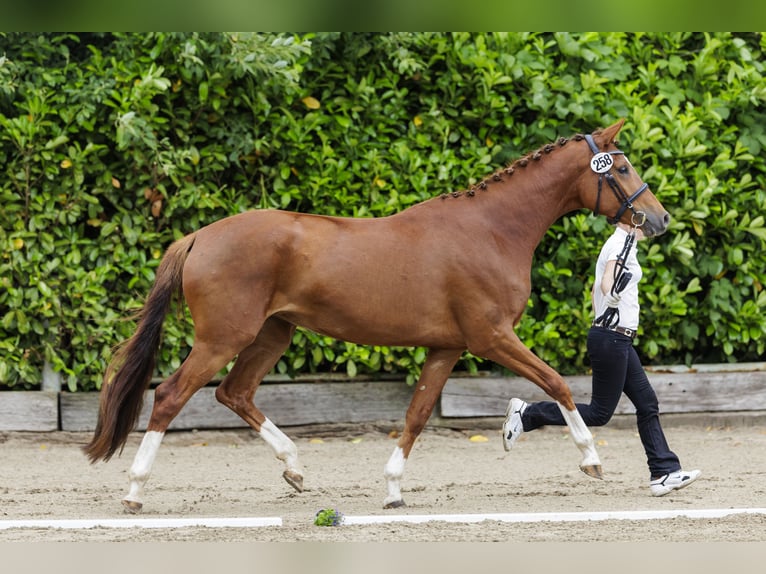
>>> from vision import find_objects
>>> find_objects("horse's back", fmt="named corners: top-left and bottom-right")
top-left (191, 207), bottom-right (433, 272)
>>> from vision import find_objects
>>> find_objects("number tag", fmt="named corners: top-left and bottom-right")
top-left (590, 152), bottom-right (614, 174)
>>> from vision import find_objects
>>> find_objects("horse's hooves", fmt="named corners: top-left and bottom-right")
top-left (122, 499), bottom-right (143, 514)
top-left (383, 499), bottom-right (406, 509)
top-left (283, 470), bottom-right (304, 493)
top-left (580, 464), bottom-right (604, 480)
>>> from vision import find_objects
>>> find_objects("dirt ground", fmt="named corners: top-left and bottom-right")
top-left (1, 420), bottom-right (765, 543)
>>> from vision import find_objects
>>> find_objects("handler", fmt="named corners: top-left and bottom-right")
top-left (502, 220), bottom-right (701, 497)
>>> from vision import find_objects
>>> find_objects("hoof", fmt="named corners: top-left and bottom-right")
top-left (383, 499), bottom-right (406, 509)
top-left (283, 470), bottom-right (304, 493)
top-left (122, 499), bottom-right (143, 514)
top-left (580, 464), bottom-right (604, 480)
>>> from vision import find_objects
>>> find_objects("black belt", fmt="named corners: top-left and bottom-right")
top-left (592, 322), bottom-right (637, 339)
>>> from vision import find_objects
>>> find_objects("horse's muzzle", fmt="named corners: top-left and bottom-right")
top-left (644, 211), bottom-right (671, 237)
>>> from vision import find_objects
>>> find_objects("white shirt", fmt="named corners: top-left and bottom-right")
top-left (593, 226), bottom-right (642, 330)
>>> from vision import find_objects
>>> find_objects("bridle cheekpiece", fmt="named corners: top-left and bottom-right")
top-left (585, 134), bottom-right (648, 228)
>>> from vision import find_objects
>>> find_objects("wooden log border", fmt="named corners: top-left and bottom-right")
top-left (1, 364), bottom-right (764, 432)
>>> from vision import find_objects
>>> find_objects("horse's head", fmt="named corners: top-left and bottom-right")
top-left (578, 119), bottom-right (670, 237)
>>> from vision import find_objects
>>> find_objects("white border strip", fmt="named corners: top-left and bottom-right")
top-left (3, 508), bottom-right (764, 530)
top-left (0, 516), bottom-right (282, 530)
top-left (342, 507), bottom-right (766, 525)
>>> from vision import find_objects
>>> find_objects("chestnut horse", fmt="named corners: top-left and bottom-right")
top-left (84, 119), bottom-right (669, 512)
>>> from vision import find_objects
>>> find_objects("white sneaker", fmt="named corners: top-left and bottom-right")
top-left (650, 469), bottom-right (701, 497)
top-left (502, 398), bottom-right (527, 452)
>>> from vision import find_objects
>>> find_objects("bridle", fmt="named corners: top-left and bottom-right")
top-left (585, 134), bottom-right (648, 228)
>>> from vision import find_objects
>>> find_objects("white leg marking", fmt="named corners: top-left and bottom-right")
top-left (383, 446), bottom-right (406, 507)
top-left (259, 418), bottom-right (301, 476)
top-left (557, 403), bottom-right (601, 467)
top-left (124, 431), bottom-right (164, 506)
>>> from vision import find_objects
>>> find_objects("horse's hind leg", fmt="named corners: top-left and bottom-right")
top-left (214, 317), bottom-right (304, 492)
top-left (383, 348), bottom-right (462, 509)
top-left (478, 330), bottom-right (602, 479)
top-left (123, 340), bottom-right (243, 513)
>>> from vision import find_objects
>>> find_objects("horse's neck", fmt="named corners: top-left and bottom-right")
top-left (477, 167), bottom-right (583, 252)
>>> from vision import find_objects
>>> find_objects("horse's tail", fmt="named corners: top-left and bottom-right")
top-left (83, 232), bottom-right (197, 463)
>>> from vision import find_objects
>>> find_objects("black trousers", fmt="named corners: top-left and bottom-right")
top-left (522, 326), bottom-right (681, 478)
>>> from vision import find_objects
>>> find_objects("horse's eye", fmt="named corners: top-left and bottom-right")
top-left (617, 166), bottom-right (629, 175)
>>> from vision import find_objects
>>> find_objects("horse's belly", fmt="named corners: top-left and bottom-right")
top-left (274, 301), bottom-right (464, 349)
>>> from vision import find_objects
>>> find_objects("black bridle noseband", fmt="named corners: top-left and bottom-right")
top-left (585, 134), bottom-right (648, 227)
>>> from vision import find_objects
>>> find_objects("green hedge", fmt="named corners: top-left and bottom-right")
top-left (1, 32), bottom-right (764, 391)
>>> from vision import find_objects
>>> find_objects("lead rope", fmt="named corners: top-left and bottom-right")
top-left (593, 216), bottom-right (643, 329)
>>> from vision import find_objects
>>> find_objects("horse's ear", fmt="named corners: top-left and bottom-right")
top-left (597, 119), bottom-right (625, 146)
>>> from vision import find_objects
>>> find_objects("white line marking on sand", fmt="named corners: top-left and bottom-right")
top-left (3, 508), bottom-right (763, 530)
top-left (0, 516), bottom-right (282, 530)
top-left (342, 507), bottom-right (766, 525)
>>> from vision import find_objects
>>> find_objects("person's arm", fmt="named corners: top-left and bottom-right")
top-left (600, 259), bottom-right (622, 308)
top-left (600, 259), bottom-right (617, 296)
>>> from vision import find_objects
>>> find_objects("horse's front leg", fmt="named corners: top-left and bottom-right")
top-left (384, 348), bottom-right (463, 508)
top-left (477, 330), bottom-right (602, 479)
top-left (557, 403), bottom-right (602, 478)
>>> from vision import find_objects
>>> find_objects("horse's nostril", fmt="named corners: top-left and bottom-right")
top-left (663, 212), bottom-right (671, 227)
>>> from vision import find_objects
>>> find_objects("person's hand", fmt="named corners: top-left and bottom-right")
top-left (604, 292), bottom-right (621, 308)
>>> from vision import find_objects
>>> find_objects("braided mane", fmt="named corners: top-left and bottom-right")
top-left (440, 133), bottom-right (587, 200)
